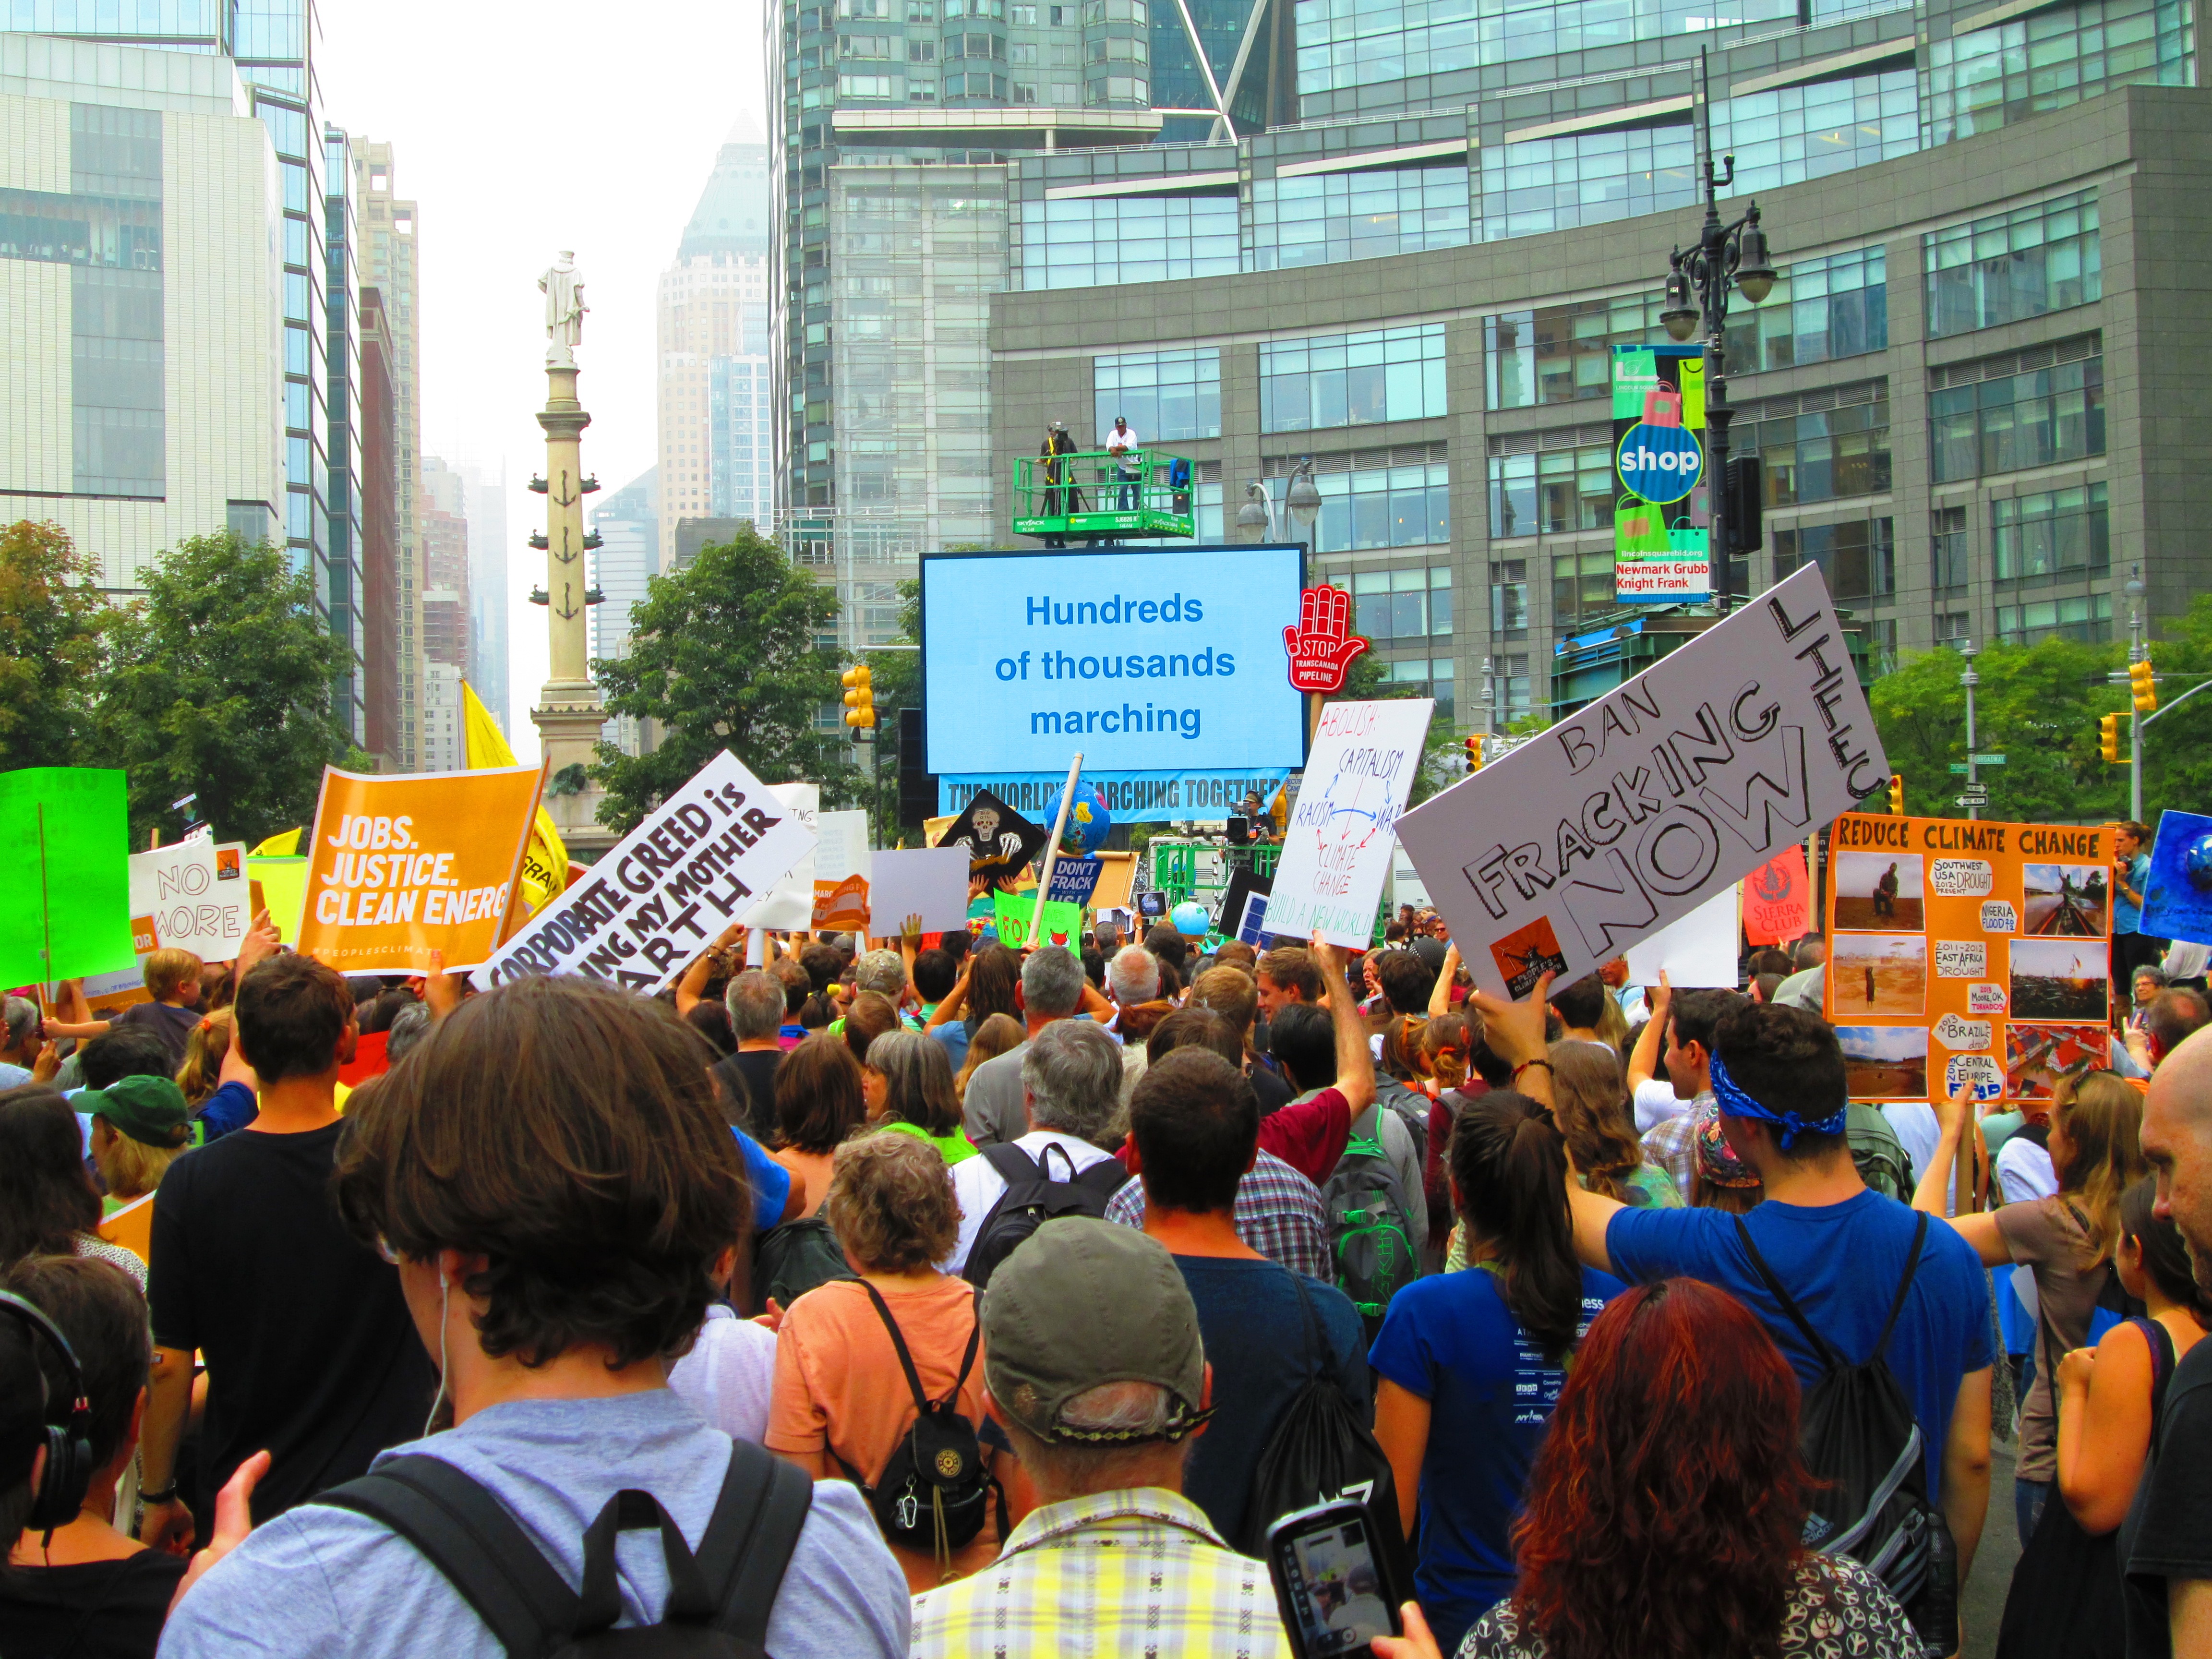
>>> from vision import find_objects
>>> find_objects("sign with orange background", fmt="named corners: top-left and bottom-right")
top-left (294, 765), bottom-right (545, 973)
top-left (1824, 813), bottom-right (2113, 1105)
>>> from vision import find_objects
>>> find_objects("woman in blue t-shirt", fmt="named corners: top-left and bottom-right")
top-left (1370, 1092), bottom-right (1626, 1654)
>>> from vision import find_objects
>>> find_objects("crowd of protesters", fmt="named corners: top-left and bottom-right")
top-left (1, 865), bottom-right (2210, 1659)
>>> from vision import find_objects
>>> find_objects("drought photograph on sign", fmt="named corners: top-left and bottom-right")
top-left (2007, 1022), bottom-right (2111, 1099)
top-left (1838, 1025), bottom-right (1930, 1099)
top-left (1830, 932), bottom-right (1928, 1016)
top-left (1833, 852), bottom-right (1924, 931)
top-left (2008, 937), bottom-right (2111, 1021)
top-left (2024, 864), bottom-right (2109, 936)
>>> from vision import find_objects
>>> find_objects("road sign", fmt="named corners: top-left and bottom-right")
top-left (1948, 763), bottom-right (1970, 775)
top-left (1972, 753), bottom-right (2006, 765)
top-left (1957, 786), bottom-right (1989, 807)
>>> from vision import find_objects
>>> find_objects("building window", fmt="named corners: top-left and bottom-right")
top-left (1260, 324), bottom-right (1446, 433)
top-left (1993, 482), bottom-right (2109, 582)
top-left (1712, 69), bottom-right (1920, 194)
top-left (1924, 190), bottom-right (2100, 337)
top-left (1929, 340), bottom-right (2104, 482)
top-left (1493, 652), bottom-right (1532, 722)
top-left (1489, 560), bottom-right (1529, 632)
top-left (1246, 166), bottom-right (1471, 272)
top-left (1479, 126), bottom-right (1697, 241)
top-left (1926, 0), bottom-right (2191, 143)
top-left (1933, 504), bottom-right (1969, 590)
top-left (1721, 246), bottom-right (1888, 374)
top-left (1773, 517), bottom-right (1896, 602)
top-left (1351, 566), bottom-right (1453, 642)
top-left (840, 33), bottom-right (893, 53)
top-left (1376, 656), bottom-right (1455, 719)
top-left (1311, 463), bottom-right (1450, 553)
top-left (1489, 452), bottom-right (1535, 541)
top-left (1551, 546), bottom-right (1616, 629)
top-left (1996, 591), bottom-right (2114, 644)
top-left (1093, 347), bottom-right (1221, 441)
top-left (1732, 382), bottom-right (1891, 505)
top-left (1486, 442), bottom-right (1610, 537)
top-left (837, 73), bottom-right (896, 96)
top-left (1487, 296), bottom-right (1665, 410)
top-left (1019, 195), bottom-right (1239, 289)
top-left (1936, 611), bottom-right (1973, 647)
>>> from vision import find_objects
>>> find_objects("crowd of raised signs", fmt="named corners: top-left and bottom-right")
top-left (4, 840), bottom-right (2212, 1659)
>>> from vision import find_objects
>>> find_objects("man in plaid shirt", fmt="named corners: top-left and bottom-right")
top-left (1105, 1147), bottom-right (1332, 1280)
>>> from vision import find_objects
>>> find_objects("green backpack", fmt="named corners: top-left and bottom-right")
top-left (1846, 1103), bottom-right (1916, 1204)
top-left (1321, 1120), bottom-right (1418, 1339)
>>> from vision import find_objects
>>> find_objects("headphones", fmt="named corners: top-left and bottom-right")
top-left (0, 1289), bottom-right (95, 1531)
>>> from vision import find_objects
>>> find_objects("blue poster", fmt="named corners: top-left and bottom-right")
top-left (2141, 810), bottom-right (2212, 947)
top-left (1046, 856), bottom-right (1103, 905)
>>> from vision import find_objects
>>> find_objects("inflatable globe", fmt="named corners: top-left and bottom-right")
top-left (2187, 831), bottom-right (2212, 892)
top-left (1043, 781), bottom-right (1113, 855)
top-left (1171, 900), bottom-right (1212, 938)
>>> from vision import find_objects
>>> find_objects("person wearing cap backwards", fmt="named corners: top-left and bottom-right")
top-left (909, 1216), bottom-right (1290, 1659)
top-left (81, 1072), bottom-right (194, 1212)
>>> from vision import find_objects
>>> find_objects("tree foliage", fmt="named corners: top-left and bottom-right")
top-left (97, 530), bottom-right (361, 846)
top-left (0, 519), bottom-right (114, 771)
top-left (592, 526), bottom-right (860, 833)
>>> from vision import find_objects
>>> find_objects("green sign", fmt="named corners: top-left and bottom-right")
top-left (993, 890), bottom-right (1082, 954)
top-left (1948, 763), bottom-right (1970, 774)
top-left (0, 768), bottom-right (136, 987)
top-left (1972, 753), bottom-right (2007, 765)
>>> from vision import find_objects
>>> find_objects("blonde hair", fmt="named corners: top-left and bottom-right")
top-left (2053, 1070), bottom-right (2147, 1267)
top-left (176, 1008), bottom-right (233, 1106)
top-left (144, 948), bottom-right (203, 1002)
top-left (91, 1120), bottom-right (185, 1202)
top-left (956, 1012), bottom-right (1025, 1101)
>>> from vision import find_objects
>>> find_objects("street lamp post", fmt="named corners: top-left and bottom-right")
top-left (1238, 458), bottom-right (1322, 545)
top-left (2128, 568), bottom-right (2147, 822)
top-left (1960, 640), bottom-right (1980, 823)
top-left (1657, 48), bottom-right (1776, 616)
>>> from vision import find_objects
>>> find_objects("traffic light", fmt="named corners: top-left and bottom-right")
top-left (1464, 734), bottom-right (1483, 771)
top-left (2130, 656), bottom-right (2158, 715)
top-left (2101, 712), bottom-right (2123, 763)
top-left (841, 664), bottom-right (875, 729)
top-left (1887, 774), bottom-right (1905, 815)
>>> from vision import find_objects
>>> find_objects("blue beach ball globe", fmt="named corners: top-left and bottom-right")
top-left (1171, 901), bottom-right (1211, 938)
top-left (1044, 781), bottom-right (1112, 854)
top-left (2186, 831), bottom-right (2212, 893)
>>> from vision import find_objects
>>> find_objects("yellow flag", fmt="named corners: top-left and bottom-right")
top-left (250, 827), bottom-right (302, 857)
top-left (462, 681), bottom-right (567, 916)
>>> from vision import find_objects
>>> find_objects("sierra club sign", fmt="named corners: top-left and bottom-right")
top-left (1612, 343), bottom-right (1711, 603)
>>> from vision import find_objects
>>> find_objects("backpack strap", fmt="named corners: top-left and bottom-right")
top-left (695, 1440), bottom-right (816, 1646)
top-left (319, 1455), bottom-right (577, 1658)
top-left (574, 1490), bottom-right (716, 1635)
top-left (1732, 1215), bottom-right (1842, 1370)
top-left (858, 1279), bottom-right (939, 1416)
top-left (1870, 1212), bottom-right (1931, 1360)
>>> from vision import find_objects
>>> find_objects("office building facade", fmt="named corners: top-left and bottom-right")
top-left (359, 284), bottom-right (401, 765)
top-left (456, 459), bottom-right (509, 737)
top-left (590, 467), bottom-right (660, 758)
top-left (353, 140), bottom-right (424, 767)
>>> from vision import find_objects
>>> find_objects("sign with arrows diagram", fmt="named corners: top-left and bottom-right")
top-left (1266, 698), bottom-right (1435, 947)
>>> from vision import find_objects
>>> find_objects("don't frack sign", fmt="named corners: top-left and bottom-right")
top-left (481, 750), bottom-right (815, 992)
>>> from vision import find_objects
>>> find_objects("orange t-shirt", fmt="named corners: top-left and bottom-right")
top-left (767, 1273), bottom-right (1001, 1590)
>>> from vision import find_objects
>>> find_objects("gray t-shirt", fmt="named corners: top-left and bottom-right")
top-left (960, 1040), bottom-right (1031, 1148)
top-left (158, 1391), bottom-right (909, 1658)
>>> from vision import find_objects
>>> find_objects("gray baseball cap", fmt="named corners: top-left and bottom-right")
top-left (983, 1217), bottom-right (1208, 1444)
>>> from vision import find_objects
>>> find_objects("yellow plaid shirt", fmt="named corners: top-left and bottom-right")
top-left (908, 1487), bottom-right (1292, 1659)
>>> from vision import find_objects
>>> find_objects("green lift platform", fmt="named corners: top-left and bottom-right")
top-left (1012, 449), bottom-right (1195, 541)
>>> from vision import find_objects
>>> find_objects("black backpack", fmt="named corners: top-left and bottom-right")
top-left (318, 1440), bottom-right (812, 1657)
top-left (962, 1141), bottom-right (1130, 1288)
top-left (1733, 1213), bottom-right (1953, 1621)
top-left (749, 1213), bottom-right (854, 1312)
top-left (831, 1281), bottom-right (1005, 1573)
top-left (1238, 1274), bottom-right (1412, 1589)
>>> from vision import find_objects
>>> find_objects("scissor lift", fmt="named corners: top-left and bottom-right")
top-left (1012, 449), bottom-right (1195, 541)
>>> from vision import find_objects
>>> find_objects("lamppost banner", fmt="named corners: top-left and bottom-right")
top-left (1612, 344), bottom-right (1712, 603)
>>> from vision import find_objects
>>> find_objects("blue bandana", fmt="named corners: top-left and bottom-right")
top-left (1707, 1051), bottom-right (1847, 1152)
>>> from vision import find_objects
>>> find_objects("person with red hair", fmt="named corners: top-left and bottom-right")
top-left (1376, 1278), bottom-right (1923, 1659)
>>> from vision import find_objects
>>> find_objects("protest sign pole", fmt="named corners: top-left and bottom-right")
top-left (495, 758), bottom-right (554, 947)
top-left (1031, 753), bottom-right (1084, 944)
top-left (37, 803), bottom-right (54, 994)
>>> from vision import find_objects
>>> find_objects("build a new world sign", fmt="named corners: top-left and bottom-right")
top-left (1613, 343), bottom-right (1711, 603)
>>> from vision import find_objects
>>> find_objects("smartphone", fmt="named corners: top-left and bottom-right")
top-left (1138, 891), bottom-right (1167, 918)
top-left (1266, 1500), bottom-right (1403, 1659)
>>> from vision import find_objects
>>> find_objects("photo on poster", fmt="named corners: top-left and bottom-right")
top-left (1832, 853), bottom-right (1924, 931)
top-left (2008, 938), bottom-right (2111, 1022)
top-left (1830, 932), bottom-right (1928, 1016)
top-left (2023, 864), bottom-right (2109, 937)
top-left (2141, 809), bottom-right (2212, 948)
top-left (2007, 1022), bottom-right (2111, 1100)
top-left (1838, 1025), bottom-right (1930, 1099)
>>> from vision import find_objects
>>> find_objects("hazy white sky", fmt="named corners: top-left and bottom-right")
top-left (319, 0), bottom-right (770, 761)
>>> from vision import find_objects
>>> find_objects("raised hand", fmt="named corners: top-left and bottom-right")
top-left (1282, 583), bottom-right (1370, 693)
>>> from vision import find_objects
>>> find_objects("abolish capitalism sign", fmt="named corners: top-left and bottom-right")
top-left (481, 750), bottom-right (817, 992)
top-left (1395, 565), bottom-right (1889, 998)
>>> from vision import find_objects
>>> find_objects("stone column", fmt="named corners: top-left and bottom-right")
top-left (530, 362), bottom-right (613, 854)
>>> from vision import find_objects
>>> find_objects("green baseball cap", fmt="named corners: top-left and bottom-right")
top-left (982, 1217), bottom-right (1209, 1444)
top-left (81, 1074), bottom-right (191, 1149)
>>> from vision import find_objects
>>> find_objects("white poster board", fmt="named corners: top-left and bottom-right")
top-left (866, 847), bottom-right (972, 934)
top-left (1624, 883), bottom-right (1741, 987)
top-left (1395, 565), bottom-right (1887, 997)
top-left (1266, 699), bottom-right (1436, 948)
top-left (481, 751), bottom-right (815, 992)
top-left (740, 783), bottom-right (820, 931)
top-left (130, 840), bottom-right (251, 962)
top-left (814, 810), bottom-right (870, 885)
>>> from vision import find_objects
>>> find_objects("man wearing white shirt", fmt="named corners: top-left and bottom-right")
top-left (1104, 414), bottom-right (1141, 509)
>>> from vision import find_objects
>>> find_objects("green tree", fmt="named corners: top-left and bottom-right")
top-left (593, 526), bottom-right (860, 833)
top-left (96, 530), bottom-right (361, 846)
top-left (0, 520), bottom-right (113, 771)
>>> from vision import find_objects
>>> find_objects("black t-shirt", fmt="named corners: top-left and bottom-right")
top-left (110, 1001), bottom-right (200, 1070)
top-left (2125, 1334), bottom-right (2212, 1657)
top-left (0, 1547), bottom-right (188, 1658)
top-left (146, 1120), bottom-right (437, 1523)
top-left (711, 1048), bottom-right (784, 1141)
top-left (1248, 1060), bottom-right (1294, 1118)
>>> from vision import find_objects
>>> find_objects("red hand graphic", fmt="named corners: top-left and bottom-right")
top-left (1282, 585), bottom-right (1369, 693)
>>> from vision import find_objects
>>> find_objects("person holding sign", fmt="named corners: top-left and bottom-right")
top-left (46, 950), bottom-right (208, 1070)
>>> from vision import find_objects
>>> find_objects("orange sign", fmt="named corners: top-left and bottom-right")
top-left (1742, 845), bottom-right (1811, 944)
top-left (294, 764), bottom-right (545, 973)
top-left (812, 874), bottom-right (870, 932)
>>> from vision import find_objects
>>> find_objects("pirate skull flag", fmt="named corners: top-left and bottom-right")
top-left (940, 789), bottom-right (1049, 887)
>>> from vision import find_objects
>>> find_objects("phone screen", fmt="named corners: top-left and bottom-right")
top-left (1139, 891), bottom-right (1166, 916)
top-left (1279, 1515), bottom-right (1392, 1655)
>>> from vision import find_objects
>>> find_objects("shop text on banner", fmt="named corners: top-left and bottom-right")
top-left (481, 750), bottom-right (816, 992)
top-left (295, 765), bottom-right (546, 974)
top-left (1267, 699), bottom-right (1434, 948)
top-left (1823, 813), bottom-right (2112, 1103)
top-left (1395, 565), bottom-right (1887, 998)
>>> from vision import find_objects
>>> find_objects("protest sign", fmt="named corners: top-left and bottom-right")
top-left (1625, 885), bottom-right (1739, 987)
top-left (1825, 813), bottom-right (2111, 1102)
top-left (813, 875), bottom-right (871, 932)
top-left (481, 750), bottom-right (816, 991)
top-left (1398, 566), bottom-right (1886, 997)
top-left (295, 765), bottom-right (546, 973)
top-left (248, 855), bottom-right (309, 945)
top-left (1046, 856), bottom-right (1104, 905)
top-left (740, 783), bottom-right (820, 931)
top-left (808, 808), bottom-right (872, 929)
top-left (996, 889), bottom-right (1081, 953)
top-left (464, 681), bottom-right (567, 917)
top-left (1267, 699), bottom-right (1434, 949)
top-left (941, 789), bottom-right (1047, 886)
top-left (869, 847), bottom-right (972, 934)
top-left (1090, 851), bottom-right (1137, 911)
top-left (0, 768), bottom-right (135, 988)
top-left (1741, 844), bottom-right (1811, 944)
top-left (131, 839), bottom-right (251, 962)
top-left (2141, 810), bottom-right (2212, 947)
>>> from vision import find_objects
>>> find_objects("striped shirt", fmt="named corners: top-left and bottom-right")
top-left (1103, 1150), bottom-right (1333, 1281)
top-left (908, 1488), bottom-right (1291, 1659)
